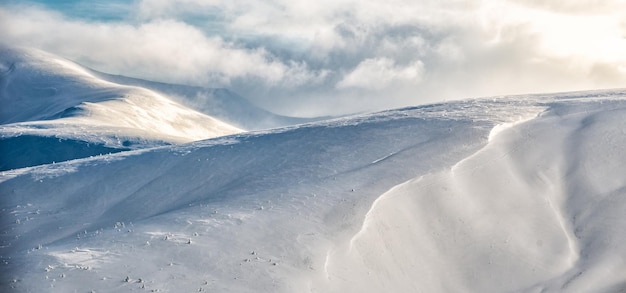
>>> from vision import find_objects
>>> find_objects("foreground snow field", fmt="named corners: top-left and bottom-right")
top-left (1, 47), bottom-right (626, 292)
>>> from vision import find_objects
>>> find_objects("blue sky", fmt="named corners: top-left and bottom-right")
top-left (3, 0), bottom-right (134, 21)
top-left (2, 0), bottom-right (626, 116)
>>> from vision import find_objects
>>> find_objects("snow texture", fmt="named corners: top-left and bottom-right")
top-left (1, 45), bottom-right (626, 292)
top-left (0, 45), bottom-right (243, 170)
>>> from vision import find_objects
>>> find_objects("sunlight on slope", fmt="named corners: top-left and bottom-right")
top-left (0, 45), bottom-right (242, 143)
top-left (326, 98), bottom-right (626, 292)
top-left (9, 90), bottom-right (243, 144)
top-left (1, 90), bottom-right (625, 292)
top-left (1, 45), bottom-right (242, 170)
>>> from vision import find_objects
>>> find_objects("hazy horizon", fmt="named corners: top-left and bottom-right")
top-left (2, 0), bottom-right (625, 116)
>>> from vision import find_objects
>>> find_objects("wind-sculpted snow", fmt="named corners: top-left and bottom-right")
top-left (327, 97), bottom-right (626, 292)
top-left (91, 72), bottom-right (323, 130)
top-left (0, 45), bottom-right (242, 169)
top-left (3, 89), bottom-right (626, 292)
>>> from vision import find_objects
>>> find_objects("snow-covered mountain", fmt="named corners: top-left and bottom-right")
top-left (1, 46), bottom-right (626, 292)
top-left (0, 45), bottom-right (326, 171)
top-left (0, 45), bottom-right (246, 170)
top-left (91, 72), bottom-right (323, 130)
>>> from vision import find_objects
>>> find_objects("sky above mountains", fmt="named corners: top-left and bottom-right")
top-left (1, 0), bottom-right (625, 116)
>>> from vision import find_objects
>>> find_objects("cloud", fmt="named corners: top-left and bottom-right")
top-left (0, 6), bottom-right (325, 88)
top-left (1, 0), bottom-right (626, 116)
top-left (337, 58), bottom-right (424, 90)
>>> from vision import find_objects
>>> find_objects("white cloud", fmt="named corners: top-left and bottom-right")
top-left (337, 58), bottom-right (424, 90)
top-left (0, 6), bottom-right (325, 89)
top-left (1, 0), bottom-right (626, 116)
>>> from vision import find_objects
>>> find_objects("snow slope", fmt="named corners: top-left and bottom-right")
top-left (2, 88), bottom-right (625, 292)
top-left (0, 45), bottom-right (242, 170)
top-left (327, 94), bottom-right (626, 292)
top-left (92, 72), bottom-right (323, 130)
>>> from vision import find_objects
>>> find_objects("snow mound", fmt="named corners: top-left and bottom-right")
top-left (1, 83), bottom-right (626, 291)
top-left (329, 97), bottom-right (626, 292)
top-left (0, 48), bottom-right (626, 292)
top-left (0, 45), bottom-right (242, 169)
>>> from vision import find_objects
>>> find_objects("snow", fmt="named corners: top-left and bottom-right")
top-left (91, 71), bottom-right (323, 130)
top-left (0, 45), bottom-right (242, 170)
top-left (2, 45), bottom-right (626, 292)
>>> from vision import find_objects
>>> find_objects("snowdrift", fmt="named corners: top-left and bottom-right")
top-left (2, 87), bottom-right (625, 292)
top-left (0, 45), bottom-right (242, 170)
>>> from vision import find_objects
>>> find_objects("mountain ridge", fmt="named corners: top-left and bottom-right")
top-left (1, 45), bottom-right (626, 292)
